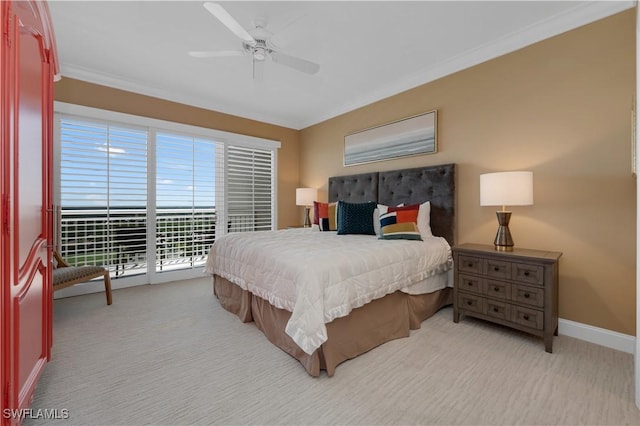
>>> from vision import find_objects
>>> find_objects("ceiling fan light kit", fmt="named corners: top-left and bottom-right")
top-left (253, 49), bottom-right (266, 61)
top-left (190, 1), bottom-right (320, 79)
top-left (243, 40), bottom-right (271, 61)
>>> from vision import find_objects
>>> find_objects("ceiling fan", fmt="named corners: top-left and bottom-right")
top-left (189, 2), bottom-right (320, 79)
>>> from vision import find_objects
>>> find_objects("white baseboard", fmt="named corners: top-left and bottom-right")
top-left (53, 269), bottom-right (207, 300)
top-left (53, 276), bottom-right (146, 300)
top-left (559, 318), bottom-right (635, 354)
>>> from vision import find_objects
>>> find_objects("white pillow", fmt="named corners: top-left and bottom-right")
top-left (417, 201), bottom-right (432, 239)
top-left (373, 205), bottom-right (387, 236)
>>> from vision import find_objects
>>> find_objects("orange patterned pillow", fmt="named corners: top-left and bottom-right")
top-left (313, 201), bottom-right (337, 231)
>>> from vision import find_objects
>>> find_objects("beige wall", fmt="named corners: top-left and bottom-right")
top-left (54, 78), bottom-right (300, 230)
top-left (299, 11), bottom-right (637, 334)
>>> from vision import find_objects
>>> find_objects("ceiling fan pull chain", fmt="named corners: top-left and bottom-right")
top-left (253, 57), bottom-right (256, 80)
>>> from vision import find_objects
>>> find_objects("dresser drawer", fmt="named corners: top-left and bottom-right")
top-left (458, 255), bottom-right (482, 274)
top-left (484, 299), bottom-right (511, 322)
top-left (458, 293), bottom-right (483, 314)
top-left (512, 284), bottom-right (544, 308)
top-left (483, 279), bottom-right (511, 301)
top-left (511, 305), bottom-right (543, 330)
top-left (453, 244), bottom-right (561, 353)
top-left (458, 274), bottom-right (482, 294)
top-left (512, 262), bottom-right (544, 286)
top-left (484, 258), bottom-right (511, 280)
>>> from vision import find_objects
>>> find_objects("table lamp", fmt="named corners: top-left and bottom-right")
top-left (480, 171), bottom-right (533, 251)
top-left (296, 188), bottom-right (317, 227)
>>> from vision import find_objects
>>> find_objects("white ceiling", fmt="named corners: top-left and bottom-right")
top-left (49, 1), bottom-right (632, 130)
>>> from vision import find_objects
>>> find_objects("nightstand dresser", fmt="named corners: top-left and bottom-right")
top-left (453, 243), bottom-right (562, 352)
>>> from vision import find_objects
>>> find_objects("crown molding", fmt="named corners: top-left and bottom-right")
top-left (59, 64), bottom-right (302, 130)
top-left (299, 0), bottom-right (635, 129)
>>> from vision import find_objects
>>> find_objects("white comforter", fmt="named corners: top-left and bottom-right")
top-left (205, 228), bottom-right (453, 355)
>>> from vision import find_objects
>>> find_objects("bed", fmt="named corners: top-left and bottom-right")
top-left (205, 163), bottom-right (456, 376)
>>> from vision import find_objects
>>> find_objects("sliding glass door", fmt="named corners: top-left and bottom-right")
top-left (155, 132), bottom-right (220, 273)
top-left (55, 104), bottom-right (279, 288)
top-left (58, 117), bottom-right (148, 277)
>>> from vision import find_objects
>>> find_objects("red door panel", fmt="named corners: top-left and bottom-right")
top-left (1, 1), bottom-right (57, 424)
top-left (16, 22), bottom-right (45, 277)
top-left (11, 14), bottom-right (49, 415)
top-left (16, 267), bottom-right (46, 404)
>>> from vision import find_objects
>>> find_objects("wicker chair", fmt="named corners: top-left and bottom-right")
top-left (52, 251), bottom-right (112, 305)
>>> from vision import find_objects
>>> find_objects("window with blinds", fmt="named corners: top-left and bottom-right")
top-left (55, 106), bottom-right (279, 282)
top-left (227, 145), bottom-right (274, 232)
top-left (58, 117), bottom-right (148, 276)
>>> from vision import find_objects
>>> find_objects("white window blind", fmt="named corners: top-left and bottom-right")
top-left (227, 145), bottom-right (274, 232)
top-left (58, 117), bottom-right (148, 276)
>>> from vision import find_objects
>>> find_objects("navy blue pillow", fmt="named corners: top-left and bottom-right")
top-left (337, 200), bottom-right (376, 235)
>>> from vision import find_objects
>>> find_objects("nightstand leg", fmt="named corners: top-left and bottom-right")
top-left (453, 308), bottom-right (460, 323)
top-left (544, 335), bottom-right (553, 353)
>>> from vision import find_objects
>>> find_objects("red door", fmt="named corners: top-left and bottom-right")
top-left (1, 1), bottom-right (58, 423)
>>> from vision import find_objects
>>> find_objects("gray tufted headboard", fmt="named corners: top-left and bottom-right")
top-left (328, 164), bottom-right (456, 246)
top-left (328, 171), bottom-right (378, 203)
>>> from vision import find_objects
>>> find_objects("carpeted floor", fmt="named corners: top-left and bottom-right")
top-left (26, 277), bottom-right (640, 425)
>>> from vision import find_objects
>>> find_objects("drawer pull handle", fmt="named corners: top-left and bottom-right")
top-left (493, 307), bottom-right (499, 313)
top-left (524, 293), bottom-right (530, 298)
top-left (523, 314), bottom-right (530, 321)
top-left (467, 281), bottom-right (473, 286)
top-left (493, 266), bottom-right (500, 272)
top-left (494, 286), bottom-right (500, 292)
top-left (524, 271), bottom-right (530, 276)
top-left (467, 263), bottom-right (473, 268)
top-left (467, 301), bottom-right (473, 306)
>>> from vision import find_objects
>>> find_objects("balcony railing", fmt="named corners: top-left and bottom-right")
top-left (59, 207), bottom-right (217, 277)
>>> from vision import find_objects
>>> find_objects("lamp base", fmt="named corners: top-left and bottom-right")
top-left (493, 211), bottom-right (514, 251)
top-left (303, 206), bottom-right (311, 228)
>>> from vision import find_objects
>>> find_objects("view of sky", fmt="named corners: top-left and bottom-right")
top-left (60, 119), bottom-right (216, 209)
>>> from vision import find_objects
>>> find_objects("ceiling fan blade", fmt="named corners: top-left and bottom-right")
top-left (189, 50), bottom-right (244, 58)
top-left (271, 52), bottom-right (319, 75)
top-left (269, 13), bottom-right (307, 48)
top-left (203, 2), bottom-right (255, 44)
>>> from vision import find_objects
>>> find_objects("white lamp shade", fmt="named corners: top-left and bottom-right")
top-left (296, 188), bottom-right (317, 206)
top-left (480, 171), bottom-right (533, 207)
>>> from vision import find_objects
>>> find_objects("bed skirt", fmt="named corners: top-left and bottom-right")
top-left (213, 274), bottom-right (452, 377)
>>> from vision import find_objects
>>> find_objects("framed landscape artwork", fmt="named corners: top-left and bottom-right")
top-left (344, 110), bottom-right (437, 166)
